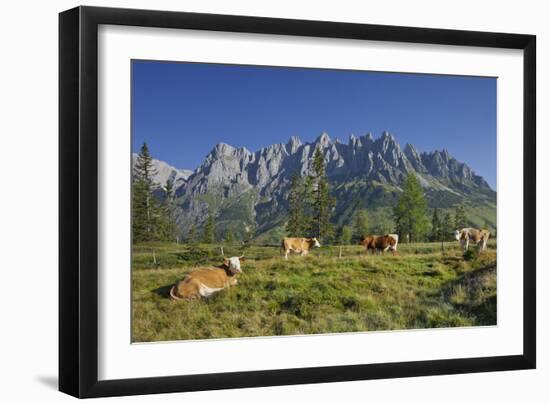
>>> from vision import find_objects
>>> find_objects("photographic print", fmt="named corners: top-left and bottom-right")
top-left (131, 60), bottom-right (497, 343)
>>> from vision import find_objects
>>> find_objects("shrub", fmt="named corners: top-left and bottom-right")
top-left (463, 249), bottom-right (477, 261)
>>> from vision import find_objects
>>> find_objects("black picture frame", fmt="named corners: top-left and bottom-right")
top-left (59, 5), bottom-right (536, 399)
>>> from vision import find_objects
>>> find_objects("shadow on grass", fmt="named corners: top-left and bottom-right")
top-left (152, 284), bottom-right (173, 298)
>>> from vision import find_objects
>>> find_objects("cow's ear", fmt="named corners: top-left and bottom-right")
top-left (239, 255), bottom-right (245, 262)
top-left (223, 258), bottom-right (229, 266)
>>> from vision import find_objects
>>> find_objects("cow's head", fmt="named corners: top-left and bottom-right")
top-left (310, 238), bottom-right (321, 248)
top-left (223, 256), bottom-right (245, 274)
top-left (454, 230), bottom-right (461, 241)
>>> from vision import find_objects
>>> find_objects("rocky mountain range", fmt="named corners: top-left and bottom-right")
top-left (135, 132), bottom-right (496, 242)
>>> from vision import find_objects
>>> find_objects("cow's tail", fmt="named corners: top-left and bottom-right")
top-left (169, 285), bottom-right (183, 301)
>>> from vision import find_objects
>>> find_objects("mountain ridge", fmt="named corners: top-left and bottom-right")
top-left (133, 132), bottom-right (496, 241)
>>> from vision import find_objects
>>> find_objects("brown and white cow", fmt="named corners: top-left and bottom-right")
top-left (169, 256), bottom-right (245, 300)
top-left (386, 234), bottom-right (399, 251)
top-left (454, 228), bottom-right (490, 251)
top-left (281, 237), bottom-right (321, 260)
top-left (359, 234), bottom-right (398, 254)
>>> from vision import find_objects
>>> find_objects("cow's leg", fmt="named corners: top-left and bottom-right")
top-left (284, 249), bottom-right (289, 260)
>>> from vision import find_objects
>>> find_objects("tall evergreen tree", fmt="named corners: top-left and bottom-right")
top-left (454, 204), bottom-right (468, 230)
top-left (353, 209), bottom-right (369, 241)
top-left (338, 225), bottom-right (353, 245)
top-left (442, 212), bottom-right (455, 241)
top-left (311, 147), bottom-right (336, 242)
top-left (202, 212), bottom-right (215, 244)
top-left (186, 223), bottom-right (198, 246)
top-left (393, 173), bottom-right (429, 243)
top-left (431, 208), bottom-right (442, 241)
top-left (132, 142), bottom-right (160, 242)
top-left (133, 142), bottom-right (157, 184)
top-left (286, 172), bottom-right (304, 236)
top-left (161, 178), bottom-right (177, 242)
top-left (223, 228), bottom-right (235, 244)
top-left (301, 175), bottom-right (315, 235)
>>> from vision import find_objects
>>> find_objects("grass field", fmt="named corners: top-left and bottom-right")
top-left (132, 240), bottom-right (497, 342)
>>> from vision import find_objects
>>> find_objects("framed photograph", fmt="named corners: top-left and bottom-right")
top-left (59, 6), bottom-right (536, 398)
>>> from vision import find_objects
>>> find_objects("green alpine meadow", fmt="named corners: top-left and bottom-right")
top-left (132, 241), bottom-right (496, 342)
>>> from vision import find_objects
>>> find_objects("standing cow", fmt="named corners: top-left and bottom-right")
top-left (281, 237), bottom-right (321, 260)
top-left (359, 234), bottom-right (397, 255)
top-left (454, 228), bottom-right (490, 251)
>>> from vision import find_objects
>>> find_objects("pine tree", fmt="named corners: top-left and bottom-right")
top-left (202, 213), bottom-right (215, 244)
top-left (339, 225), bottom-right (353, 245)
top-left (286, 172), bottom-right (304, 236)
top-left (186, 223), bottom-right (198, 245)
top-left (431, 208), bottom-right (442, 241)
top-left (161, 178), bottom-right (177, 242)
top-left (454, 204), bottom-right (468, 230)
top-left (301, 175), bottom-right (315, 235)
top-left (133, 142), bottom-right (157, 185)
top-left (442, 212), bottom-right (455, 241)
top-left (393, 173), bottom-right (429, 243)
top-left (132, 142), bottom-right (160, 242)
top-left (353, 209), bottom-right (369, 241)
top-left (311, 147), bottom-right (335, 242)
top-left (223, 228), bottom-right (235, 244)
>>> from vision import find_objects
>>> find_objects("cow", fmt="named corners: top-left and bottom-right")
top-left (169, 256), bottom-right (245, 300)
top-left (386, 234), bottom-right (399, 251)
top-left (359, 234), bottom-right (397, 255)
top-left (281, 237), bottom-right (321, 260)
top-left (454, 228), bottom-right (490, 252)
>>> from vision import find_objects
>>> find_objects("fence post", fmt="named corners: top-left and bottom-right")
top-left (220, 246), bottom-right (224, 257)
top-left (339, 246), bottom-right (343, 259)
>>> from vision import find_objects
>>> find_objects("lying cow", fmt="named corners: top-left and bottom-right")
top-left (169, 256), bottom-right (245, 300)
top-left (281, 237), bottom-right (321, 260)
top-left (359, 234), bottom-right (397, 254)
top-left (454, 228), bottom-right (490, 251)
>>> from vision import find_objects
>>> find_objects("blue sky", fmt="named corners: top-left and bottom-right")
top-left (132, 60), bottom-right (497, 189)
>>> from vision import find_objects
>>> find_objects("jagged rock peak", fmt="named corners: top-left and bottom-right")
top-left (286, 136), bottom-right (302, 154)
top-left (349, 134), bottom-right (362, 147)
top-left (315, 132), bottom-right (332, 147)
top-left (211, 142), bottom-right (234, 155)
top-left (363, 132), bottom-right (374, 141)
top-left (404, 143), bottom-right (421, 157)
top-left (210, 142), bottom-right (250, 157)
